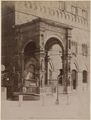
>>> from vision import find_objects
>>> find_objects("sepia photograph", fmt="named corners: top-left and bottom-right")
top-left (1, 1), bottom-right (90, 120)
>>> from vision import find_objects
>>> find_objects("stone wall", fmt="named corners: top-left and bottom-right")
top-left (14, 1), bottom-right (89, 30)
top-left (2, 1), bottom-right (16, 67)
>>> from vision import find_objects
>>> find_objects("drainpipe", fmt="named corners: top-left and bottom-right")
top-left (64, 28), bottom-right (72, 94)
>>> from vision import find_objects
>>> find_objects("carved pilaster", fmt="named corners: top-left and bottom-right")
top-left (40, 51), bottom-right (46, 87)
top-left (40, 33), bottom-right (45, 51)
top-left (64, 28), bottom-right (72, 93)
top-left (20, 52), bottom-right (24, 90)
top-left (35, 50), bottom-right (46, 87)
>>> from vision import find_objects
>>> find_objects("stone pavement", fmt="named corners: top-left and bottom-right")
top-left (1, 90), bottom-right (90, 120)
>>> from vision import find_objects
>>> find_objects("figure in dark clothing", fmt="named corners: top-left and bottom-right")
top-left (58, 69), bottom-right (63, 85)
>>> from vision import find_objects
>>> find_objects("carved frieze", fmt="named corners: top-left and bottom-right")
top-left (16, 17), bottom-right (73, 55)
top-left (39, 22), bottom-right (66, 34)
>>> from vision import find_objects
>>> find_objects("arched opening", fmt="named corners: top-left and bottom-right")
top-left (23, 41), bottom-right (40, 94)
top-left (24, 41), bottom-right (36, 63)
top-left (83, 70), bottom-right (87, 83)
top-left (45, 37), bottom-right (64, 86)
top-left (72, 69), bottom-right (77, 89)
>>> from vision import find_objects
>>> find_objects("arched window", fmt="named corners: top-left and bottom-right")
top-left (69, 40), bottom-right (71, 49)
top-left (83, 70), bottom-right (87, 83)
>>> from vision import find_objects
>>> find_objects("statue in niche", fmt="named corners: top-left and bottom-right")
top-left (23, 64), bottom-right (35, 93)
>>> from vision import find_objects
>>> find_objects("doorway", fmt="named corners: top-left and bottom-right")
top-left (72, 69), bottom-right (77, 89)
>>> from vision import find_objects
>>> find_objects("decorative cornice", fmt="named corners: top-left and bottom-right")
top-left (19, 1), bottom-right (88, 26)
top-left (16, 17), bottom-right (73, 30)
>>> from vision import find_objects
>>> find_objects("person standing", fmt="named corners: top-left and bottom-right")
top-left (58, 69), bottom-right (63, 85)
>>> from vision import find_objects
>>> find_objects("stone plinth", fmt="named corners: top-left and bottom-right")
top-left (1, 87), bottom-right (7, 100)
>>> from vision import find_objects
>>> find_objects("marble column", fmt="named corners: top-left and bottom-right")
top-left (20, 52), bottom-right (24, 91)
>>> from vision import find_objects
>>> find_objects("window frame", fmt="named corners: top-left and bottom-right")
top-left (71, 5), bottom-right (77, 15)
top-left (82, 44), bottom-right (88, 56)
top-left (83, 70), bottom-right (87, 83)
top-left (82, 9), bottom-right (87, 19)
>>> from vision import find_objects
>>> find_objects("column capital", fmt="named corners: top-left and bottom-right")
top-left (66, 28), bottom-right (72, 38)
top-left (35, 49), bottom-right (46, 57)
top-left (19, 51), bottom-right (24, 55)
